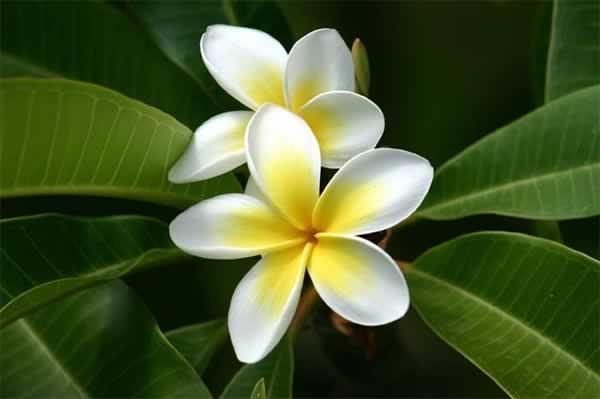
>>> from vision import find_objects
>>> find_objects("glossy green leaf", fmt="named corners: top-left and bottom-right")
top-left (407, 232), bottom-right (600, 398)
top-left (545, 0), bottom-right (600, 101)
top-left (220, 335), bottom-right (293, 399)
top-left (545, 0), bottom-right (600, 256)
top-left (0, 213), bottom-right (185, 327)
top-left (167, 320), bottom-right (229, 375)
top-left (126, 0), bottom-right (294, 107)
top-left (251, 379), bottom-right (267, 399)
top-left (0, 281), bottom-right (212, 398)
top-left (0, 79), bottom-right (240, 207)
top-left (418, 85), bottom-right (600, 221)
top-left (0, 0), bottom-right (225, 128)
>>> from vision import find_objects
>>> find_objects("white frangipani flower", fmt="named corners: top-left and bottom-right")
top-left (168, 26), bottom-right (384, 183)
top-left (169, 105), bottom-right (433, 363)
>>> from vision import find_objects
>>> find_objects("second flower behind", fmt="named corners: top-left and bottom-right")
top-left (169, 26), bottom-right (384, 182)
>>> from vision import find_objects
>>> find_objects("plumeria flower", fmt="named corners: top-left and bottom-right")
top-left (168, 26), bottom-right (384, 183)
top-left (170, 105), bottom-right (433, 363)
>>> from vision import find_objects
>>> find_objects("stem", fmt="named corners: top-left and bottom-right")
top-left (392, 214), bottom-right (422, 230)
top-left (289, 285), bottom-right (319, 338)
top-left (378, 229), bottom-right (393, 250)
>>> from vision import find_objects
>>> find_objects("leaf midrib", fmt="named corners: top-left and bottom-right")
top-left (18, 319), bottom-right (90, 398)
top-left (408, 267), bottom-right (600, 386)
top-left (419, 162), bottom-right (599, 216)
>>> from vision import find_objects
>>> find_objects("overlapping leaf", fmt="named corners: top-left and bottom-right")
top-left (407, 232), bottom-right (600, 398)
top-left (0, 213), bottom-right (185, 327)
top-left (0, 0), bottom-right (226, 127)
top-left (167, 320), bottom-right (229, 375)
top-left (0, 281), bottom-right (212, 398)
top-left (545, 0), bottom-right (600, 101)
top-left (127, 0), bottom-right (294, 106)
top-left (545, 0), bottom-right (600, 256)
top-left (0, 79), bottom-right (240, 207)
top-left (220, 335), bottom-right (293, 399)
top-left (418, 85), bottom-right (599, 221)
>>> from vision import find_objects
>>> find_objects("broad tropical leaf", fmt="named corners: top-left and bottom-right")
top-left (167, 319), bottom-right (229, 375)
top-left (126, 0), bottom-right (294, 106)
top-left (418, 85), bottom-right (600, 221)
top-left (0, 79), bottom-right (240, 207)
top-left (0, 214), bottom-right (185, 327)
top-left (220, 335), bottom-right (293, 399)
top-left (407, 232), bottom-right (600, 398)
top-left (545, 0), bottom-right (600, 101)
top-left (545, 0), bottom-right (600, 256)
top-left (0, 0), bottom-right (225, 128)
top-left (0, 281), bottom-right (212, 398)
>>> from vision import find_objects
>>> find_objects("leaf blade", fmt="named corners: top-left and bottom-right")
top-left (0, 78), bottom-right (240, 207)
top-left (220, 335), bottom-right (294, 399)
top-left (126, 0), bottom-right (294, 98)
top-left (418, 85), bottom-right (600, 221)
top-left (0, 0), bottom-right (225, 128)
top-left (407, 232), bottom-right (600, 398)
top-left (166, 320), bottom-right (229, 375)
top-left (545, 0), bottom-right (600, 101)
top-left (0, 281), bottom-right (212, 398)
top-left (0, 213), bottom-right (184, 327)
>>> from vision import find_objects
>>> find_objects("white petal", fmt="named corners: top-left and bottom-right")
top-left (201, 25), bottom-right (287, 110)
top-left (169, 194), bottom-right (304, 259)
top-left (298, 91), bottom-right (384, 168)
top-left (285, 28), bottom-right (354, 112)
top-left (308, 234), bottom-right (409, 325)
top-left (246, 104), bottom-right (320, 231)
top-left (169, 111), bottom-right (252, 183)
top-left (313, 148), bottom-right (433, 235)
top-left (244, 176), bottom-right (268, 203)
top-left (229, 244), bottom-right (309, 363)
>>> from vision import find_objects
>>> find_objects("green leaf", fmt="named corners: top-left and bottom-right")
top-left (251, 379), bottom-right (267, 399)
top-left (545, 0), bottom-right (600, 101)
top-left (0, 0), bottom-right (225, 128)
top-left (167, 320), bottom-right (229, 375)
top-left (220, 335), bottom-right (293, 399)
top-left (0, 78), bottom-right (240, 207)
top-left (545, 0), bottom-right (600, 256)
top-left (0, 281), bottom-right (212, 398)
top-left (0, 213), bottom-right (185, 327)
top-left (418, 85), bottom-right (600, 221)
top-left (126, 0), bottom-right (294, 103)
top-left (406, 232), bottom-right (600, 398)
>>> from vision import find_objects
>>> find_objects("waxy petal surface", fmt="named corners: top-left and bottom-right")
top-left (246, 105), bottom-right (320, 230)
top-left (201, 25), bottom-right (287, 110)
top-left (299, 91), bottom-right (384, 168)
top-left (229, 244), bottom-right (309, 363)
top-left (313, 149), bottom-right (433, 235)
top-left (285, 29), bottom-right (354, 112)
top-left (169, 111), bottom-right (252, 183)
top-left (170, 194), bottom-right (303, 259)
top-left (308, 234), bottom-right (409, 325)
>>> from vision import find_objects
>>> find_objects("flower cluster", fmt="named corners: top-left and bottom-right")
top-left (169, 26), bottom-right (433, 363)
